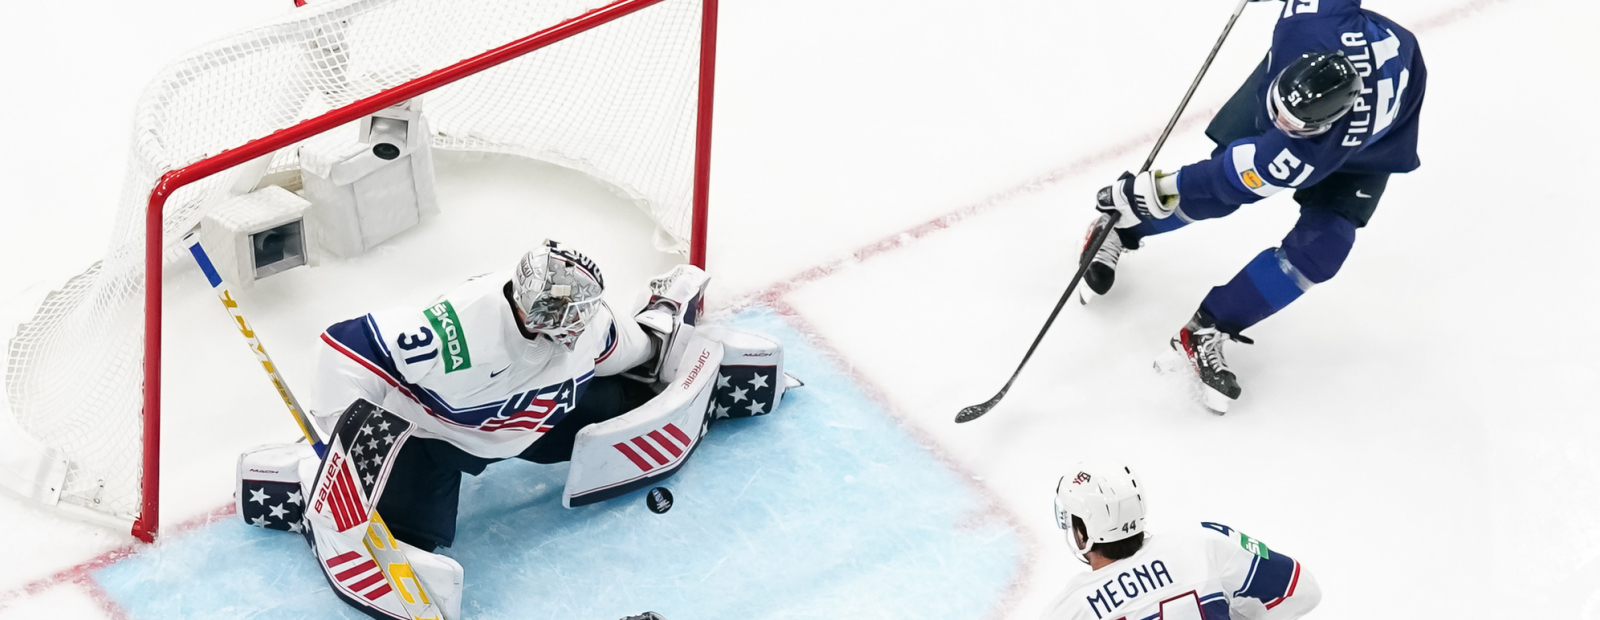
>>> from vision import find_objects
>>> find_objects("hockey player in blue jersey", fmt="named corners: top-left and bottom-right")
top-left (1082, 0), bottom-right (1426, 412)
top-left (1041, 462), bottom-right (1321, 620)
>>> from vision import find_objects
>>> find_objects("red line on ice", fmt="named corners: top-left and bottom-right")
top-left (0, 503), bottom-right (236, 614)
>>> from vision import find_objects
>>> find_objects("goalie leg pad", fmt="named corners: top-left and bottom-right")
top-left (237, 442), bottom-right (317, 532)
top-left (308, 511), bottom-right (464, 620)
top-left (700, 325), bottom-right (794, 419)
top-left (564, 337), bottom-right (724, 507)
top-left (305, 399), bottom-right (462, 619)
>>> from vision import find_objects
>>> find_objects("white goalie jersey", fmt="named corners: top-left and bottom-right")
top-left (307, 271), bottom-right (655, 459)
top-left (1041, 523), bottom-right (1320, 620)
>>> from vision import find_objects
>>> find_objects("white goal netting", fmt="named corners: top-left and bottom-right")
top-left (2, 0), bottom-right (706, 532)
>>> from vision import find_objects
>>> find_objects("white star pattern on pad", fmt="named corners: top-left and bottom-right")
top-left (714, 403), bottom-right (731, 419)
top-left (249, 488), bottom-right (269, 505)
top-left (746, 400), bottom-right (765, 415)
top-left (249, 515), bottom-right (270, 527)
top-left (749, 373), bottom-right (769, 389)
top-left (360, 424), bottom-right (373, 436)
top-left (287, 521), bottom-right (304, 533)
top-left (287, 490), bottom-right (303, 505)
top-left (729, 386), bottom-right (748, 403)
top-left (377, 420), bottom-right (391, 433)
top-left (364, 472), bottom-right (376, 486)
top-left (268, 503), bottom-right (289, 519)
top-left (716, 373), bottom-right (731, 389)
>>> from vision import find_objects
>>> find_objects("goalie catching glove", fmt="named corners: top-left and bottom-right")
top-left (624, 264), bottom-right (711, 386)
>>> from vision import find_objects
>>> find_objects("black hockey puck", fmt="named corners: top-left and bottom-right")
top-left (646, 487), bottom-right (673, 514)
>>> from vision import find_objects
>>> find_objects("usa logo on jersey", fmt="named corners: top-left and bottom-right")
top-left (479, 378), bottom-right (578, 433)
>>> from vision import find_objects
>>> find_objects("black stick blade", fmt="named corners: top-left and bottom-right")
top-left (955, 394), bottom-right (1003, 423)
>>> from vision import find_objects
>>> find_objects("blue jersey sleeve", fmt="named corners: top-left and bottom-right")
top-left (1177, 0), bottom-right (1424, 213)
top-left (1178, 128), bottom-right (1355, 208)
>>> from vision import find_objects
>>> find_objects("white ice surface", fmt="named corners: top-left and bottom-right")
top-left (3, 0), bottom-right (1599, 618)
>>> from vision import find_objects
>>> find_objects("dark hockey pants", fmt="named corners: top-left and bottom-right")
top-left (375, 375), bottom-right (657, 552)
top-left (1122, 56), bottom-right (1389, 336)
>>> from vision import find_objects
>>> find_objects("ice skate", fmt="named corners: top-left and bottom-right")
top-left (1078, 219), bottom-right (1130, 305)
top-left (1160, 313), bottom-right (1252, 414)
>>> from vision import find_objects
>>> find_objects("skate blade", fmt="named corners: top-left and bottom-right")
top-left (1199, 386), bottom-right (1231, 414)
top-left (1152, 351), bottom-right (1231, 415)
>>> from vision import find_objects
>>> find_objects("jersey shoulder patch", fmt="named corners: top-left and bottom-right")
top-left (1198, 522), bottom-right (1271, 560)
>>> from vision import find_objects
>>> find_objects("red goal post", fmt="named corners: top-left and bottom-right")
top-left (2, 0), bottom-right (716, 543)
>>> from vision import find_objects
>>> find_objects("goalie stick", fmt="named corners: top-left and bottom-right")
top-left (182, 230), bottom-right (326, 457)
top-left (955, 0), bottom-right (1254, 423)
top-left (183, 231), bottom-right (444, 619)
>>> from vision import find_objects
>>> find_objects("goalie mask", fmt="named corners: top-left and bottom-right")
top-left (512, 240), bottom-right (605, 351)
top-left (1054, 462), bottom-right (1146, 564)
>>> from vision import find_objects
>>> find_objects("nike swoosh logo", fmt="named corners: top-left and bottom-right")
top-left (1356, 191), bottom-right (1372, 198)
top-left (490, 365), bottom-right (510, 378)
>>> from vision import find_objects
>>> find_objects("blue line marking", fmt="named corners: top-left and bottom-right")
top-left (93, 306), bottom-right (1024, 619)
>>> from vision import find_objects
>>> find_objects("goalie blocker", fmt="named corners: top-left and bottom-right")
top-left (236, 328), bottom-right (796, 619)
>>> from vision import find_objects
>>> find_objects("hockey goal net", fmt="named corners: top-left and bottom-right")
top-left (0, 0), bottom-right (714, 542)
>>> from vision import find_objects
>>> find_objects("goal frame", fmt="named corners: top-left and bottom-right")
top-left (131, 0), bottom-right (717, 542)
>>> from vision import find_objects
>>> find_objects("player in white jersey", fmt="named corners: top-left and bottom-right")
top-left (1042, 463), bottom-right (1320, 620)
top-left (235, 240), bottom-right (799, 619)
top-left (310, 239), bottom-right (659, 462)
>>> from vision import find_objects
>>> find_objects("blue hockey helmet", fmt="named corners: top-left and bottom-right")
top-left (1268, 51), bottom-right (1364, 138)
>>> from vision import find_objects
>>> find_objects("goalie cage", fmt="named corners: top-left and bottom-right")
top-left (0, 0), bottom-right (717, 542)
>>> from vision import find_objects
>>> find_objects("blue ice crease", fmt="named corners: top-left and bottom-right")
top-left (95, 307), bottom-right (1024, 619)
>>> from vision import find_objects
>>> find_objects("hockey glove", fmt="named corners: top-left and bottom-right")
top-left (1095, 170), bottom-right (1176, 228)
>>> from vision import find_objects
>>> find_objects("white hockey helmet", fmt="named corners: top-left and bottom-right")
top-left (1054, 462), bottom-right (1146, 563)
top-left (511, 240), bottom-right (605, 351)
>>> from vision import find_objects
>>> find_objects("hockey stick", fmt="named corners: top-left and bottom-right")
top-left (182, 230), bottom-right (326, 456)
top-left (183, 232), bottom-right (443, 619)
top-left (955, 0), bottom-right (1252, 424)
